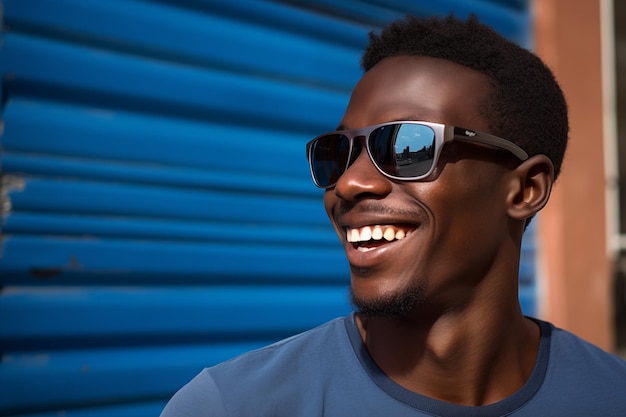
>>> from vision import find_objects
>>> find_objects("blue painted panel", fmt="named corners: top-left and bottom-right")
top-left (282, 0), bottom-right (529, 45)
top-left (13, 400), bottom-right (166, 417)
top-left (3, 177), bottom-right (325, 225)
top-left (2, 212), bottom-right (336, 247)
top-left (1, 33), bottom-right (351, 132)
top-left (1, 152), bottom-right (315, 197)
top-left (3, 0), bottom-right (366, 88)
top-left (0, 286), bottom-right (350, 345)
top-left (1, 286), bottom-right (350, 413)
top-left (14, 402), bottom-right (166, 417)
top-left (2, 99), bottom-right (315, 177)
top-left (1, 342), bottom-right (271, 414)
top-left (0, 236), bottom-right (347, 285)
top-left (177, 0), bottom-right (370, 47)
top-left (0, 1), bottom-right (533, 416)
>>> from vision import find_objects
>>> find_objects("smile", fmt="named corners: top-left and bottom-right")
top-left (346, 225), bottom-right (414, 252)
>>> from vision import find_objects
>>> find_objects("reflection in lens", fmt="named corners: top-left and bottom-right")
top-left (371, 124), bottom-right (436, 178)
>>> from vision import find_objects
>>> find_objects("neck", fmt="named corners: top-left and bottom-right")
top-left (356, 301), bottom-right (540, 406)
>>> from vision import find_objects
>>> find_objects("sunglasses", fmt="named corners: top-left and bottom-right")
top-left (306, 121), bottom-right (529, 188)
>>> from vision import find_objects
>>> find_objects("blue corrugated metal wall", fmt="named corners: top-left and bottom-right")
top-left (0, 0), bottom-right (531, 415)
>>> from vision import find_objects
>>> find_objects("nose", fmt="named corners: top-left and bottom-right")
top-left (333, 139), bottom-right (393, 202)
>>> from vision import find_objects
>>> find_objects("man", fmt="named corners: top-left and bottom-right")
top-left (161, 15), bottom-right (626, 416)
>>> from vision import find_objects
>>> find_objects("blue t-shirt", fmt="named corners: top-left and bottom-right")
top-left (161, 315), bottom-right (626, 416)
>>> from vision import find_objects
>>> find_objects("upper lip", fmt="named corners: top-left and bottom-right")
top-left (333, 202), bottom-right (424, 239)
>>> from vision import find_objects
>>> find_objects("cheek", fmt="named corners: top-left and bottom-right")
top-left (323, 190), bottom-right (344, 237)
top-left (439, 187), bottom-right (509, 270)
top-left (424, 164), bottom-right (510, 239)
top-left (323, 190), bottom-right (335, 218)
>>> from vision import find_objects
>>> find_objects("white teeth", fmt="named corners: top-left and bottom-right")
top-left (359, 226), bottom-right (372, 242)
top-left (346, 225), bottom-right (411, 243)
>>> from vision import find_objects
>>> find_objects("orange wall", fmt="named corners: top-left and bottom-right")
top-left (533, 0), bottom-right (614, 351)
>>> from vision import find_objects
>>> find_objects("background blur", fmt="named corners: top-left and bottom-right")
top-left (0, 0), bottom-right (623, 416)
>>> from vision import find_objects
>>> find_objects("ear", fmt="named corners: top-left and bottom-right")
top-left (506, 154), bottom-right (555, 221)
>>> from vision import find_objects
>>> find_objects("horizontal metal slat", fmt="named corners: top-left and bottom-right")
top-left (0, 236), bottom-right (347, 285)
top-left (4, 0), bottom-right (363, 90)
top-left (1, 33), bottom-right (349, 131)
top-left (5, 177), bottom-right (326, 225)
top-left (286, 0), bottom-right (403, 27)
top-left (1, 341), bottom-right (271, 415)
top-left (6, 401), bottom-right (165, 417)
top-left (1, 153), bottom-right (314, 197)
top-left (2, 99), bottom-right (318, 176)
top-left (2, 212), bottom-right (336, 246)
top-left (177, 0), bottom-right (369, 48)
top-left (285, 0), bottom-right (529, 46)
top-left (0, 286), bottom-right (350, 345)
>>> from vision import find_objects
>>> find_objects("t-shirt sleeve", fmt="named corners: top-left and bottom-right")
top-left (160, 369), bottom-right (230, 417)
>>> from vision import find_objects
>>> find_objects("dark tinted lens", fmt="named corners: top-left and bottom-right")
top-left (309, 134), bottom-right (350, 187)
top-left (370, 123), bottom-right (436, 178)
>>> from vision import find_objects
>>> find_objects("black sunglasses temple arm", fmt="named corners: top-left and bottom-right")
top-left (451, 127), bottom-right (529, 161)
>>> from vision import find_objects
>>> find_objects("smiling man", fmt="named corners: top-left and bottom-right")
top-left (161, 15), bottom-right (626, 416)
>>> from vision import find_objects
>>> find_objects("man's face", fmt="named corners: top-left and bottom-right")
top-left (324, 55), bottom-right (517, 318)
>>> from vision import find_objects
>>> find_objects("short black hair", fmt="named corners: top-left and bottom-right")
top-left (361, 14), bottom-right (568, 179)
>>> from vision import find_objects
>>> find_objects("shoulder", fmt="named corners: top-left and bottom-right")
top-left (211, 315), bottom-right (350, 374)
top-left (160, 369), bottom-right (229, 417)
top-left (205, 315), bottom-right (354, 401)
top-left (160, 316), bottom-right (353, 417)
top-left (546, 321), bottom-right (626, 375)
top-left (537, 319), bottom-right (626, 407)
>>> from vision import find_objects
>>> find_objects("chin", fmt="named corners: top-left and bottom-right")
top-left (350, 283), bottom-right (425, 319)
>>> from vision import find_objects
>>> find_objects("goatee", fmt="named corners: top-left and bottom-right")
top-left (350, 283), bottom-right (426, 318)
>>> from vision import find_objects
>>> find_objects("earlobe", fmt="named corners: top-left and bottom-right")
top-left (506, 155), bottom-right (555, 221)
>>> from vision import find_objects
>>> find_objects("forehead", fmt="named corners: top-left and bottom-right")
top-left (341, 55), bottom-right (491, 131)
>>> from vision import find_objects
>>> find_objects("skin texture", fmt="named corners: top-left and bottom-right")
top-left (323, 55), bottom-right (555, 406)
